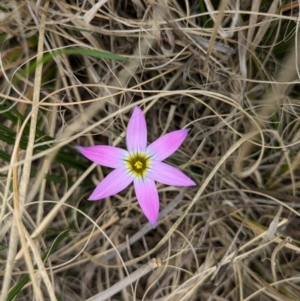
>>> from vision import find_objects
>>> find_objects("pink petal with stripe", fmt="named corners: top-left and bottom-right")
top-left (76, 145), bottom-right (127, 168)
top-left (88, 166), bottom-right (133, 200)
top-left (147, 129), bottom-right (189, 161)
top-left (148, 161), bottom-right (195, 186)
top-left (126, 106), bottom-right (147, 152)
top-left (134, 179), bottom-right (159, 227)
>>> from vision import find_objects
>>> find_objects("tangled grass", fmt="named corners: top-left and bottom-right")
top-left (1, 0), bottom-right (300, 300)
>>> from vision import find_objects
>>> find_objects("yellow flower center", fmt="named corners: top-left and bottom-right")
top-left (134, 161), bottom-right (143, 169)
top-left (126, 153), bottom-right (150, 178)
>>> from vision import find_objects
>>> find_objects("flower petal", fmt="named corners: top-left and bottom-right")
top-left (76, 145), bottom-right (128, 168)
top-left (147, 129), bottom-right (189, 161)
top-left (88, 166), bottom-right (133, 200)
top-left (148, 161), bottom-right (196, 186)
top-left (134, 179), bottom-right (159, 227)
top-left (126, 106), bottom-right (147, 152)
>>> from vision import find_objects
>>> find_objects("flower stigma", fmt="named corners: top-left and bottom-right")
top-left (126, 152), bottom-right (151, 178)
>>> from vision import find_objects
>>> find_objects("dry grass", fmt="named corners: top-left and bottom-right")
top-left (1, 0), bottom-right (300, 300)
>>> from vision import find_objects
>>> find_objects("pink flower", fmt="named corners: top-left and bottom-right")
top-left (77, 106), bottom-right (195, 227)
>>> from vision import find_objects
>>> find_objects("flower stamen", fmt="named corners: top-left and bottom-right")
top-left (134, 161), bottom-right (143, 169)
top-left (126, 152), bottom-right (150, 178)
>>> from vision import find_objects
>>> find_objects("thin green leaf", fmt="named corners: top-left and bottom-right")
top-left (21, 48), bottom-right (127, 76)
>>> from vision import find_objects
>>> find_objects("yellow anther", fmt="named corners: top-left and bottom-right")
top-left (134, 161), bottom-right (143, 169)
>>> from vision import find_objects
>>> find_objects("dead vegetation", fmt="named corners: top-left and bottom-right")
top-left (1, 0), bottom-right (300, 300)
